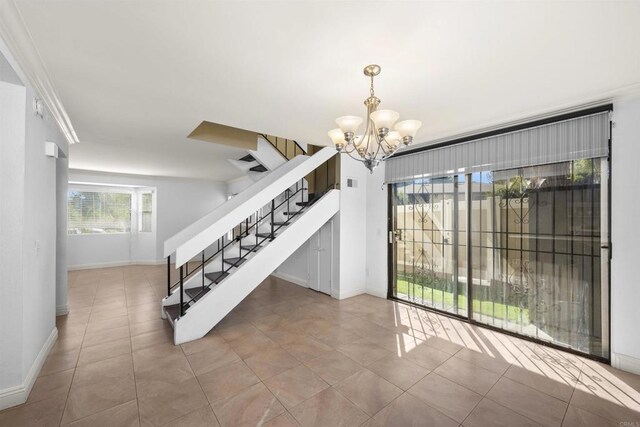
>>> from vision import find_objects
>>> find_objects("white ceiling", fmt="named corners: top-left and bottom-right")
top-left (13, 1), bottom-right (640, 181)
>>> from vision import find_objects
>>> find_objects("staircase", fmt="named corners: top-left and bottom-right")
top-left (162, 147), bottom-right (339, 344)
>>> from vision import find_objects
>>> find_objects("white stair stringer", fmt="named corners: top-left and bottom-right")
top-left (172, 189), bottom-right (339, 345)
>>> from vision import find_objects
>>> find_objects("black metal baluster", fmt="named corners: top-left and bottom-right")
top-left (271, 200), bottom-right (275, 240)
top-left (202, 250), bottom-right (205, 290)
top-left (167, 256), bottom-right (171, 296)
top-left (179, 265), bottom-right (184, 317)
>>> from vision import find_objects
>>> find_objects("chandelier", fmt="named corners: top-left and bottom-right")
top-left (328, 64), bottom-right (422, 173)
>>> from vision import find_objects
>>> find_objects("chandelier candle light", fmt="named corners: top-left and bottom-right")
top-left (328, 64), bottom-right (422, 173)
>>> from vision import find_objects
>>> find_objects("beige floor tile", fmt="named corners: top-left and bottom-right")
top-left (435, 356), bottom-right (501, 395)
top-left (289, 387), bottom-right (369, 427)
top-left (227, 330), bottom-right (280, 359)
top-left (334, 369), bottom-right (403, 416)
top-left (402, 343), bottom-right (451, 370)
top-left (261, 411), bottom-right (299, 427)
top-left (280, 335), bottom-right (333, 362)
top-left (487, 376), bottom-right (568, 427)
top-left (462, 398), bottom-right (540, 427)
top-left (39, 349), bottom-right (80, 376)
top-left (337, 338), bottom-right (391, 366)
top-left (211, 382), bottom-right (285, 427)
top-left (27, 369), bottom-right (74, 404)
top-left (129, 319), bottom-right (167, 337)
top-left (369, 392), bottom-right (458, 427)
top-left (504, 363), bottom-right (575, 402)
top-left (50, 333), bottom-right (85, 355)
top-left (130, 327), bottom-right (173, 352)
top-left (62, 354), bottom-right (136, 424)
top-left (81, 325), bottom-right (130, 348)
top-left (408, 372), bottom-right (482, 422)
top-left (561, 405), bottom-right (618, 427)
top-left (0, 396), bottom-right (67, 427)
top-left (137, 377), bottom-right (209, 426)
top-left (63, 399), bottom-right (139, 427)
top-left (304, 350), bottom-right (363, 386)
top-left (185, 342), bottom-right (240, 376)
top-left (244, 347), bottom-right (301, 380)
top-left (180, 332), bottom-right (226, 355)
top-left (366, 354), bottom-right (430, 390)
top-left (86, 315), bottom-right (129, 333)
top-left (264, 364), bottom-right (329, 409)
top-left (454, 347), bottom-right (513, 375)
top-left (77, 337), bottom-right (132, 367)
top-left (197, 360), bottom-right (260, 403)
top-left (159, 405), bottom-right (219, 427)
top-left (570, 372), bottom-right (640, 424)
top-left (216, 322), bottom-right (261, 342)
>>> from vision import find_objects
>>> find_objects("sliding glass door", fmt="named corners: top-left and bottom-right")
top-left (390, 157), bottom-right (609, 359)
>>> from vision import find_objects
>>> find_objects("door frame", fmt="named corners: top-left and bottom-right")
top-left (386, 147), bottom-right (613, 365)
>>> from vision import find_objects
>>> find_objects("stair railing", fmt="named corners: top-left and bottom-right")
top-left (167, 178), bottom-right (309, 317)
top-left (260, 134), bottom-right (306, 160)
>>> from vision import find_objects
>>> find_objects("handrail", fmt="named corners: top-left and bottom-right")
top-left (168, 179), bottom-right (315, 315)
top-left (166, 182), bottom-right (306, 295)
top-left (165, 147), bottom-right (337, 267)
top-left (260, 134), bottom-right (306, 160)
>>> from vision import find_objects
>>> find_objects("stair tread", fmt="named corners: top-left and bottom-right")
top-left (204, 271), bottom-right (230, 284)
top-left (239, 154), bottom-right (256, 162)
top-left (185, 286), bottom-right (211, 301)
top-left (164, 303), bottom-right (182, 321)
top-left (223, 257), bottom-right (247, 266)
top-left (250, 164), bottom-right (268, 172)
top-left (255, 232), bottom-right (276, 238)
top-left (241, 245), bottom-right (262, 251)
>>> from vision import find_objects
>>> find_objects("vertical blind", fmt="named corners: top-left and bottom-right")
top-left (68, 190), bottom-right (132, 234)
top-left (385, 111), bottom-right (610, 183)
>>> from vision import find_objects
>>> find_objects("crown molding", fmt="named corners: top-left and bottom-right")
top-left (0, 1), bottom-right (78, 145)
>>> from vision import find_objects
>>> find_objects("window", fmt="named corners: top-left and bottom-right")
top-left (139, 191), bottom-right (153, 232)
top-left (67, 190), bottom-right (132, 234)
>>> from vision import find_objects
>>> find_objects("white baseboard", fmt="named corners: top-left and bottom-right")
top-left (68, 259), bottom-right (164, 270)
top-left (612, 352), bottom-right (640, 375)
top-left (0, 327), bottom-right (58, 411)
top-left (56, 304), bottom-right (69, 316)
top-left (271, 272), bottom-right (308, 288)
top-left (336, 287), bottom-right (366, 300)
top-left (365, 288), bottom-right (388, 299)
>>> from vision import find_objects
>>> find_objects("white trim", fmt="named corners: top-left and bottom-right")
top-left (612, 352), bottom-right (640, 375)
top-left (56, 304), bottom-right (69, 316)
top-left (271, 272), bottom-right (308, 288)
top-left (336, 287), bottom-right (366, 300)
top-left (68, 259), bottom-right (164, 271)
top-left (0, 327), bottom-right (57, 411)
top-left (365, 288), bottom-right (387, 299)
top-left (0, 1), bottom-right (78, 145)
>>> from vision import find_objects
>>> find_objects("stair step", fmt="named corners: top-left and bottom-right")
top-left (241, 245), bottom-right (261, 251)
top-left (204, 271), bottom-right (230, 284)
top-left (164, 303), bottom-right (182, 321)
top-left (185, 286), bottom-right (211, 302)
top-left (255, 232), bottom-right (276, 239)
top-left (250, 164), bottom-right (268, 172)
top-left (239, 154), bottom-right (256, 162)
top-left (283, 211), bottom-right (300, 216)
top-left (223, 257), bottom-right (247, 267)
top-left (272, 221), bottom-right (288, 226)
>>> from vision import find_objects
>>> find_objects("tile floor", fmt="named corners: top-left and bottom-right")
top-left (1, 265), bottom-right (640, 426)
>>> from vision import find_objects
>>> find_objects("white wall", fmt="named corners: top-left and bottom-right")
top-left (365, 164), bottom-right (388, 298)
top-left (67, 170), bottom-right (227, 268)
top-left (0, 44), bottom-right (67, 408)
top-left (336, 156), bottom-right (369, 299)
top-left (611, 96), bottom-right (640, 373)
top-left (275, 241), bottom-right (311, 286)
